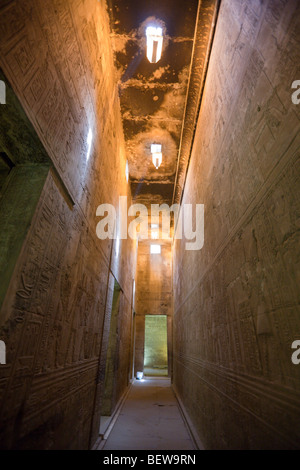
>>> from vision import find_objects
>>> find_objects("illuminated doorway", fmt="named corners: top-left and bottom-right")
top-left (144, 315), bottom-right (168, 376)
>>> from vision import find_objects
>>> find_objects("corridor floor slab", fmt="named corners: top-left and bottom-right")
top-left (99, 377), bottom-right (196, 450)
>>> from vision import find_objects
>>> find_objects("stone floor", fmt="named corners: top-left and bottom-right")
top-left (98, 377), bottom-right (196, 450)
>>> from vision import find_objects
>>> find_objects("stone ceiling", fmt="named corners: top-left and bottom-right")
top-left (107, 0), bottom-right (220, 207)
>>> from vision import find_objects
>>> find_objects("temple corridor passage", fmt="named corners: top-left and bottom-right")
top-left (98, 378), bottom-right (196, 450)
top-left (0, 0), bottom-right (299, 450)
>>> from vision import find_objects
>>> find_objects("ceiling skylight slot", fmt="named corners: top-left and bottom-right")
top-left (151, 143), bottom-right (162, 169)
top-left (146, 26), bottom-right (163, 63)
top-left (150, 244), bottom-right (161, 254)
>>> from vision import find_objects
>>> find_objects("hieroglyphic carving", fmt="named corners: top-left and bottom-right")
top-left (173, 0), bottom-right (300, 450)
top-left (0, 0), bottom-right (134, 450)
top-left (0, 164), bottom-right (115, 448)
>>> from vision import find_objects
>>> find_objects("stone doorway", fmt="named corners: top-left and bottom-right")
top-left (144, 314), bottom-right (168, 376)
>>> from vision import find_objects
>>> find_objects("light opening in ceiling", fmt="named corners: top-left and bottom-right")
top-left (150, 244), bottom-right (161, 254)
top-left (146, 26), bottom-right (163, 63)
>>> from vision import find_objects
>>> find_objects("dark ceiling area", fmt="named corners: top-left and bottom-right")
top-left (107, 0), bottom-right (199, 206)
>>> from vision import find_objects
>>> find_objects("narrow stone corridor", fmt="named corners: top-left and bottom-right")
top-left (0, 0), bottom-right (299, 451)
top-left (98, 378), bottom-right (197, 451)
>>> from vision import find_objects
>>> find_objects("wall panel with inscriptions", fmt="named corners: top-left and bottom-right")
top-left (0, 0), bottom-right (136, 449)
top-left (173, 0), bottom-right (300, 449)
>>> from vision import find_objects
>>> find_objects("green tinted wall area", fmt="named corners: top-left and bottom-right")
top-left (144, 315), bottom-right (168, 376)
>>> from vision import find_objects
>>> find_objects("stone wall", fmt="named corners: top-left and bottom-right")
top-left (0, 0), bottom-right (136, 449)
top-left (173, 0), bottom-right (300, 449)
